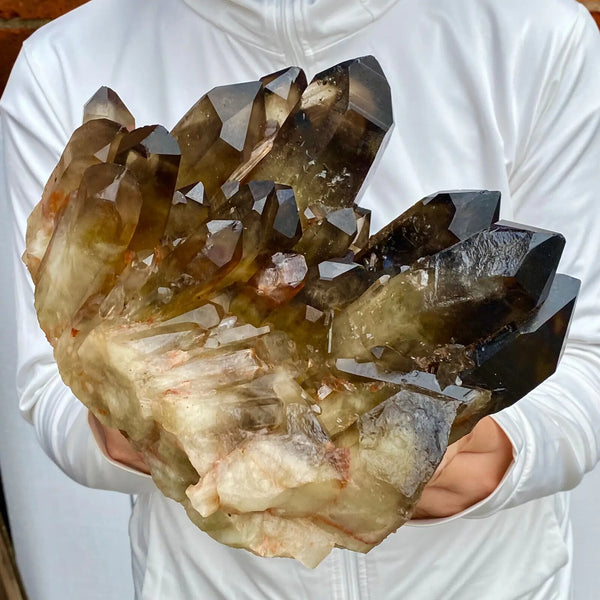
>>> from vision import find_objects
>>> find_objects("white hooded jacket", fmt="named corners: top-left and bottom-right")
top-left (2, 0), bottom-right (600, 598)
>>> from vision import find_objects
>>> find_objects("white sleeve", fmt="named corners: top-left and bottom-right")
top-left (463, 4), bottom-right (600, 518)
top-left (408, 5), bottom-right (600, 527)
top-left (1, 44), bottom-right (155, 495)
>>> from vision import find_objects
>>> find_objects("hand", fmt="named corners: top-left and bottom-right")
top-left (89, 413), bottom-right (150, 474)
top-left (412, 416), bottom-right (513, 519)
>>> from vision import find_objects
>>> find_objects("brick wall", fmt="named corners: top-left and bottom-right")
top-left (0, 0), bottom-right (87, 95)
top-left (582, 1), bottom-right (600, 26)
top-left (0, 1), bottom-right (599, 94)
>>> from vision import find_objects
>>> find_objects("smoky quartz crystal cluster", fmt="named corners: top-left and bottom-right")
top-left (24, 57), bottom-right (578, 567)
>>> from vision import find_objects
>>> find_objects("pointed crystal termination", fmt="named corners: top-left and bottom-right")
top-left (131, 219), bottom-right (244, 321)
top-left (49, 119), bottom-right (126, 185)
top-left (350, 206), bottom-right (372, 255)
top-left (212, 181), bottom-right (301, 253)
top-left (495, 220), bottom-right (565, 307)
top-left (209, 184), bottom-right (284, 289)
top-left (133, 181), bottom-right (303, 323)
top-left (260, 66), bottom-right (307, 131)
top-left (269, 184), bottom-right (303, 249)
top-left (228, 251), bottom-right (309, 328)
top-left (164, 182), bottom-right (208, 244)
top-left (34, 164), bottom-right (143, 341)
top-left (83, 86), bottom-right (136, 131)
top-left (246, 56), bottom-right (393, 222)
top-left (300, 258), bottom-right (370, 311)
top-left (451, 273), bottom-right (580, 440)
top-left (360, 190), bottom-right (501, 275)
top-left (115, 125), bottom-right (181, 252)
top-left (298, 205), bottom-right (360, 265)
top-left (212, 181), bottom-right (301, 274)
top-left (332, 222), bottom-right (566, 378)
top-left (172, 81), bottom-right (266, 196)
top-left (25, 119), bottom-right (127, 280)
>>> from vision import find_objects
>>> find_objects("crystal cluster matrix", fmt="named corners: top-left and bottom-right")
top-left (24, 57), bottom-right (578, 567)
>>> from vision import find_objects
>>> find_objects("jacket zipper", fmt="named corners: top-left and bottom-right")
top-left (278, 0), bottom-right (306, 66)
top-left (342, 551), bottom-right (362, 600)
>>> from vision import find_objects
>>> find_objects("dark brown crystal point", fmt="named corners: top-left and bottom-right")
top-left (133, 219), bottom-right (244, 320)
top-left (453, 273), bottom-right (580, 437)
top-left (115, 125), bottom-right (181, 252)
top-left (83, 86), bottom-right (135, 131)
top-left (246, 56), bottom-right (393, 224)
top-left (270, 185), bottom-right (303, 248)
top-left (299, 206), bottom-right (360, 264)
top-left (212, 181), bottom-right (301, 252)
top-left (301, 258), bottom-right (370, 310)
top-left (332, 222), bottom-right (566, 373)
top-left (360, 190), bottom-right (501, 275)
top-left (165, 182), bottom-right (209, 243)
top-left (172, 81), bottom-right (267, 196)
top-left (260, 67), bottom-right (307, 130)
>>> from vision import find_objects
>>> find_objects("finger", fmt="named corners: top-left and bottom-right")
top-left (413, 486), bottom-right (470, 519)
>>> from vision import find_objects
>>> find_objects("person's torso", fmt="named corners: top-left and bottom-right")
top-left (130, 490), bottom-right (571, 599)
top-left (25, 0), bottom-right (582, 596)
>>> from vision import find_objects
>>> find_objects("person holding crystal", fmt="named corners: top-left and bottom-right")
top-left (2, 0), bottom-right (600, 598)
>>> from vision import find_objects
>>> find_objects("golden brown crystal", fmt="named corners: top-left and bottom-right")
top-left (83, 87), bottom-right (135, 131)
top-left (24, 59), bottom-right (577, 568)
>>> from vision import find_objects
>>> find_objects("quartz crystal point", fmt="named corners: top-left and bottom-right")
top-left (83, 86), bottom-right (135, 130)
top-left (332, 222), bottom-right (566, 384)
top-left (129, 181), bottom-right (302, 322)
top-left (452, 273), bottom-right (580, 439)
top-left (114, 125), bottom-right (181, 252)
top-left (165, 182), bottom-right (208, 243)
top-left (173, 69), bottom-right (307, 196)
top-left (24, 119), bottom-right (126, 280)
top-left (260, 67), bottom-right (307, 131)
top-left (246, 56), bottom-right (393, 261)
top-left (360, 190), bottom-right (501, 275)
top-left (34, 164), bottom-right (143, 342)
top-left (25, 59), bottom-right (578, 568)
top-left (172, 81), bottom-right (267, 196)
top-left (301, 257), bottom-right (370, 311)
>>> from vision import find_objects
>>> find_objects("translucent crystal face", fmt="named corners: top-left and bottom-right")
top-left (24, 57), bottom-right (578, 567)
top-left (84, 86), bottom-right (135, 130)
